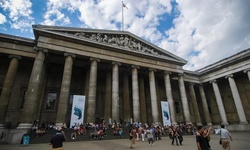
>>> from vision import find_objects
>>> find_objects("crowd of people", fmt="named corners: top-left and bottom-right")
top-left (39, 119), bottom-right (233, 150)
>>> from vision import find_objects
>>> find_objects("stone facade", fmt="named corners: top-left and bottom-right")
top-left (0, 25), bottom-right (249, 137)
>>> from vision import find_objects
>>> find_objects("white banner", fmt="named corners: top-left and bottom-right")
top-left (70, 95), bottom-right (85, 128)
top-left (161, 101), bottom-right (171, 126)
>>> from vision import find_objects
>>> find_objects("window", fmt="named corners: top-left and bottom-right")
top-left (46, 92), bottom-right (57, 110)
top-left (20, 89), bottom-right (27, 109)
top-left (174, 101), bottom-right (180, 113)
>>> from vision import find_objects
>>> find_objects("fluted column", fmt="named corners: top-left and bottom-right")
top-left (226, 74), bottom-right (248, 124)
top-left (132, 65), bottom-right (140, 122)
top-left (198, 84), bottom-right (212, 125)
top-left (210, 80), bottom-right (228, 125)
top-left (0, 55), bottom-right (21, 128)
top-left (243, 69), bottom-right (250, 82)
top-left (139, 76), bottom-right (147, 123)
top-left (112, 62), bottom-right (120, 123)
top-left (149, 68), bottom-right (159, 122)
top-left (178, 74), bottom-right (191, 124)
top-left (18, 47), bottom-right (47, 129)
top-left (104, 70), bottom-right (112, 123)
top-left (163, 71), bottom-right (176, 125)
top-left (86, 58), bottom-right (100, 123)
top-left (189, 83), bottom-right (202, 125)
top-left (56, 53), bottom-right (75, 126)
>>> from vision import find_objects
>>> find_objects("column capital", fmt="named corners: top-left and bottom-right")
top-left (149, 68), bottom-right (156, 72)
top-left (64, 53), bottom-right (76, 58)
top-left (225, 74), bottom-right (234, 79)
top-left (34, 46), bottom-right (48, 53)
top-left (112, 61), bottom-right (121, 66)
top-left (8, 55), bottom-right (22, 60)
top-left (90, 57), bottom-right (100, 62)
top-left (131, 65), bottom-right (140, 69)
top-left (178, 73), bottom-right (185, 77)
top-left (163, 71), bottom-right (171, 75)
top-left (243, 68), bottom-right (250, 73)
top-left (209, 80), bottom-right (217, 84)
top-left (189, 82), bottom-right (195, 86)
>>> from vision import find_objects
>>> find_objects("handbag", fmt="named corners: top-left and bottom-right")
top-left (219, 129), bottom-right (222, 145)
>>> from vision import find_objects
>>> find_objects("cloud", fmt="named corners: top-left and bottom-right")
top-left (161, 0), bottom-right (250, 70)
top-left (0, 0), bottom-right (34, 31)
top-left (0, 13), bottom-right (7, 24)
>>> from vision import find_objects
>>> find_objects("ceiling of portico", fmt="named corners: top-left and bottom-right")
top-left (32, 25), bottom-right (187, 66)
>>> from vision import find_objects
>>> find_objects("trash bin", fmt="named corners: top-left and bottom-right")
top-left (22, 134), bottom-right (30, 146)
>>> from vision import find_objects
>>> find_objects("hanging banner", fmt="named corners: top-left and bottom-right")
top-left (70, 95), bottom-right (85, 128)
top-left (161, 101), bottom-right (171, 126)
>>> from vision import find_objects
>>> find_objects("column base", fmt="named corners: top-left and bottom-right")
top-left (221, 122), bottom-right (229, 126)
top-left (207, 123), bottom-right (213, 126)
top-left (16, 123), bottom-right (33, 129)
top-left (55, 123), bottom-right (64, 127)
top-left (239, 121), bottom-right (248, 125)
top-left (0, 123), bottom-right (5, 129)
top-left (196, 123), bottom-right (203, 126)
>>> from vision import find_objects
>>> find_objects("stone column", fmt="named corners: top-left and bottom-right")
top-left (18, 47), bottom-right (47, 129)
top-left (56, 53), bottom-right (75, 127)
top-left (226, 74), bottom-right (248, 124)
top-left (210, 80), bottom-right (228, 125)
top-left (149, 68), bottom-right (159, 122)
top-left (104, 70), bottom-right (112, 123)
top-left (198, 84), bottom-right (212, 125)
top-left (243, 69), bottom-right (250, 82)
top-left (189, 83), bottom-right (202, 125)
top-left (139, 76), bottom-right (147, 124)
top-left (86, 58), bottom-right (100, 123)
top-left (178, 74), bottom-right (191, 124)
top-left (123, 71), bottom-right (130, 121)
top-left (0, 55), bottom-right (21, 128)
top-left (132, 65), bottom-right (140, 122)
top-left (163, 71), bottom-right (176, 125)
top-left (112, 62), bottom-right (121, 123)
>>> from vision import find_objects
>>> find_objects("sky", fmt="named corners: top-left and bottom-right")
top-left (0, 0), bottom-right (250, 71)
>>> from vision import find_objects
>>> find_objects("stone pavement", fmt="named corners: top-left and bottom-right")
top-left (0, 132), bottom-right (248, 150)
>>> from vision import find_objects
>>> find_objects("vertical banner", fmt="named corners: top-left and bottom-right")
top-left (70, 95), bottom-right (85, 128)
top-left (161, 101), bottom-right (171, 126)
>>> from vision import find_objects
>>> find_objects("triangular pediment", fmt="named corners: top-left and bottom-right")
top-left (33, 25), bottom-right (187, 65)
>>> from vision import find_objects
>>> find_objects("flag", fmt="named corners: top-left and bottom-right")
top-left (123, 2), bottom-right (128, 9)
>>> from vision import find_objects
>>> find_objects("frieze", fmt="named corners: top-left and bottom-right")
top-left (62, 31), bottom-right (171, 59)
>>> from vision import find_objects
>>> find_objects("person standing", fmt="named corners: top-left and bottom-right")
top-left (50, 127), bottom-right (66, 150)
top-left (217, 125), bottom-right (233, 150)
top-left (147, 127), bottom-right (154, 146)
top-left (196, 125), bottom-right (209, 150)
top-left (203, 126), bottom-right (213, 150)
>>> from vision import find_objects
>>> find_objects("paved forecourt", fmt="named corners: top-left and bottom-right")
top-left (0, 132), bottom-right (248, 150)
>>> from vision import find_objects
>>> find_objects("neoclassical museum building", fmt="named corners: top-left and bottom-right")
top-left (0, 25), bottom-right (249, 143)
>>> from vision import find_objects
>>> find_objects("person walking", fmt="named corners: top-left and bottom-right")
top-left (196, 125), bottom-right (209, 150)
top-left (129, 128), bottom-right (135, 148)
top-left (216, 125), bottom-right (233, 150)
top-left (50, 127), bottom-right (66, 150)
top-left (170, 127), bottom-right (179, 146)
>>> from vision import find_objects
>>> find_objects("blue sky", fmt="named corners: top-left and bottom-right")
top-left (0, 0), bottom-right (250, 71)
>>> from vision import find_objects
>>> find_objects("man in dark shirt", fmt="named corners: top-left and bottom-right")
top-left (50, 127), bottom-right (66, 150)
top-left (196, 125), bottom-right (209, 150)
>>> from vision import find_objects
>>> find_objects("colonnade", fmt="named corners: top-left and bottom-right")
top-left (0, 47), bottom-right (249, 129)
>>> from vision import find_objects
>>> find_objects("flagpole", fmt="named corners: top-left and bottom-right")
top-left (122, 1), bottom-right (124, 31)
